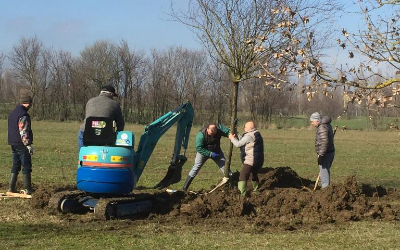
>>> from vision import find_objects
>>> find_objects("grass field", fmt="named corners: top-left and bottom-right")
top-left (0, 119), bottom-right (399, 249)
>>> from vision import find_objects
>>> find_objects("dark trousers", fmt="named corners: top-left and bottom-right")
top-left (78, 129), bottom-right (84, 153)
top-left (239, 164), bottom-right (259, 182)
top-left (11, 145), bottom-right (32, 174)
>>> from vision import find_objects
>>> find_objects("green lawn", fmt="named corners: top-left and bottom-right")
top-left (0, 119), bottom-right (399, 249)
top-left (1, 221), bottom-right (399, 250)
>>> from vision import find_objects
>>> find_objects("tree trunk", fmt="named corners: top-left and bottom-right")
top-left (224, 81), bottom-right (239, 178)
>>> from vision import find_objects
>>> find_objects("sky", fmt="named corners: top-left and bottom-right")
top-left (0, 0), bottom-right (202, 56)
top-left (0, 0), bottom-right (382, 62)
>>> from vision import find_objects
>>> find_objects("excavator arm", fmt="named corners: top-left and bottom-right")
top-left (132, 102), bottom-right (194, 189)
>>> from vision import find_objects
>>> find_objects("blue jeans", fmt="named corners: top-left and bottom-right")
top-left (188, 151), bottom-right (231, 177)
top-left (11, 145), bottom-right (32, 174)
top-left (78, 129), bottom-right (84, 153)
top-left (319, 152), bottom-right (335, 188)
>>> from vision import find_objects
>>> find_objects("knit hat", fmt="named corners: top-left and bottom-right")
top-left (101, 85), bottom-right (117, 97)
top-left (20, 93), bottom-right (32, 104)
top-left (310, 112), bottom-right (321, 122)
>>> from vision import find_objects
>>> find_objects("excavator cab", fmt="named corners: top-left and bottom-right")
top-left (82, 117), bottom-right (116, 146)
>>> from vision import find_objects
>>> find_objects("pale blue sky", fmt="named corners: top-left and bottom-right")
top-left (0, 0), bottom-right (373, 58)
top-left (0, 0), bottom-right (201, 56)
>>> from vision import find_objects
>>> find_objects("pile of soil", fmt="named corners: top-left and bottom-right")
top-left (29, 167), bottom-right (399, 230)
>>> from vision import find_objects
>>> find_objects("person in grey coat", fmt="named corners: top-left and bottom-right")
top-left (78, 85), bottom-right (125, 151)
top-left (310, 112), bottom-right (335, 188)
top-left (229, 121), bottom-right (264, 196)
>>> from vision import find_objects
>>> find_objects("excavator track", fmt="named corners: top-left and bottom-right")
top-left (48, 190), bottom-right (86, 214)
top-left (94, 194), bottom-right (154, 220)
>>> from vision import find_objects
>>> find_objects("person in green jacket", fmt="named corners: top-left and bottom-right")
top-left (182, 123), bottom-right (230, 191)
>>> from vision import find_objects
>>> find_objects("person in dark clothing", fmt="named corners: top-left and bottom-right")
top-left (7, 93), bottom-right (34, 194)
top-left (310, 112), bottom-right (335, 188)
top-left (78, 85), bottom-right (125, 152)
top-left (182, 124), bottom-right (231, 191)
top-left (229, 121), bottom-right (264, 196)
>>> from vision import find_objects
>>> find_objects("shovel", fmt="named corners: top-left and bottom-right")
top-left (313, 174), bottom-right (320, 191)
top-left (207, 177), bottom-right (229, 194)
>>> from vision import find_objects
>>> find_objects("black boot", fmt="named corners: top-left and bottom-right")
top-left (23, 173), bottom-right (34, 195)
top-left (182, 176), bottom-right (194, 191)
top-left (8, 173), bottom-right (18, 193)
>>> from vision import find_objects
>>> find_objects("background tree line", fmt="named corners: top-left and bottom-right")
top-left (0, 36), bottom-right (399, 126)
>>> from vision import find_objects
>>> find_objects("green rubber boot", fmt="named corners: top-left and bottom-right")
top-left (22, 173), bottom-right (34, 195)
top-left (251, 181), bottom-right (259, 192)
top-left (8, 173), bottom-right (18, 193)
top-left (238, 181), bottom-right (247, 196)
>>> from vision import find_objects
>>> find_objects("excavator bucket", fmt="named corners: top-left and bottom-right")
top-left (154, 156), bottom-right (187, 189)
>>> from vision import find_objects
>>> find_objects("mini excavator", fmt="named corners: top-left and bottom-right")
top-left (49, 102), bottom-right (193, 219)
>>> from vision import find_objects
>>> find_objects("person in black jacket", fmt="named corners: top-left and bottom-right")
top-left (310, 112), bottom-right (335, 188)
top-left (7, 93), bottom-right (34, 194)
top-left (182, 124), bottom-right (230, 191)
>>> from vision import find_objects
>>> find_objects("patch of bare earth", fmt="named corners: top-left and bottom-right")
top-left (2, 167), bottom-right (399, 231)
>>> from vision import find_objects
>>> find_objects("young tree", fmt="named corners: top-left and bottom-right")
top-left (173, 0), bottom-right (340, 178)
top-left (173, 0), bottom-right (281, 178)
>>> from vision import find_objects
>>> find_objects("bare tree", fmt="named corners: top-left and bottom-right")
top-left (202, 62), bottom-right (231, 124)
top-left (0, 53), bottom-right (4, 73)
top-left (173, 0), bottom-right (340, 177)
top-left (255, 0), bottom-right (400, 115)
top-left (118, 40), bottom-right (146, 122)
top-left (0, 53), bottom-right (4, 102)
top-left (48, 50), bottom-right (74, 120)
top-left (80, 40), bottom-right (120, 91)
top-left (335, 0), bottom-right (400, 110)
top-left (9, 36), bottom-right (51, 118)
top-left (171, 47), bottom-right (209, 109)
top-left (183, 50), bottom-right (208, 113)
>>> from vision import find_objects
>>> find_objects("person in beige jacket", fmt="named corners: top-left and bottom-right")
top-left (229, 121), bottom-right (264, 196)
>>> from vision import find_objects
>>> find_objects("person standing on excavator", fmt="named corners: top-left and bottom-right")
top-left (78, 85), bottom-right (125, 152)
top-left (182, 123), bottom-right (231, 191)
top-left (7, 93), bottom-right (34, 194)
top-left (229, 121), bottom-right (264, 196)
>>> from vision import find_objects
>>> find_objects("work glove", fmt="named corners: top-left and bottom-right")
top-left (317, 155), bottom-right (324, 165)
top-left (211, 152), bottom-right (219, 159)
top-left (27, 145), bottom-right (34, 155)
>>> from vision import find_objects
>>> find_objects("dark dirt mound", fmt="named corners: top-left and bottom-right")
top-left (156, 167), bottom-right (399, 230)
top-left (31, 184), bottom-right (77, 209)
top-left (25, 167), bottom-right (400, 230)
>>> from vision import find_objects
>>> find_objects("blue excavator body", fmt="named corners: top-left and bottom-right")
top-left (77, 131), bottom-right (135, 194)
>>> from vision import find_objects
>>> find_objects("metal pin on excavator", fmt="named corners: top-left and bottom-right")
top-left (49, 102), bottom-right (193, 219)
